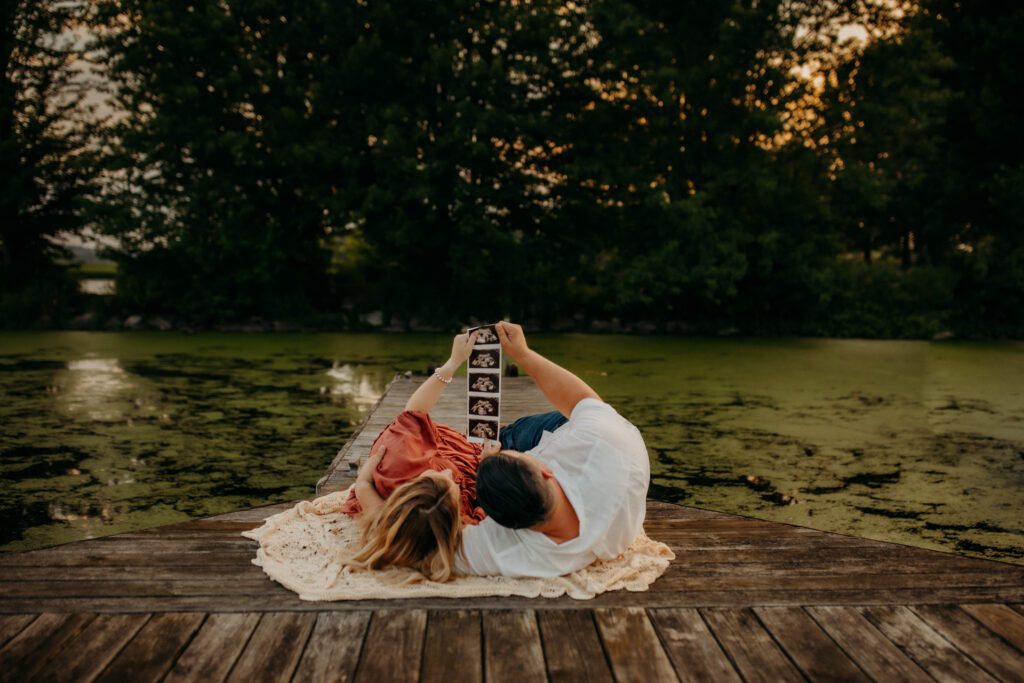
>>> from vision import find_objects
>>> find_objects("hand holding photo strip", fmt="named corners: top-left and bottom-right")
top-left (466, 323), bottom-right (501, 444)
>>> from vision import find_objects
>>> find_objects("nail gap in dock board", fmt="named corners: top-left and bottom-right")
top-left (466, 324), bottom-right (501, 444)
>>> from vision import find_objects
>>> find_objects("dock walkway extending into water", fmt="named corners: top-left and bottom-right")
top-left (2, 376), bottom-right (1024, 681)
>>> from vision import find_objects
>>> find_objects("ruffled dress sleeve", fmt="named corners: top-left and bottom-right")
top-left (341, 410), bottom-right (487, 525)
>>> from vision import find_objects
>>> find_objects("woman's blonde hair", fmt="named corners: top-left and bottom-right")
top-left (350, 470), bottom-right (463, 582)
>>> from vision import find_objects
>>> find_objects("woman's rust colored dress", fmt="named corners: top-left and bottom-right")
top-left (340, 410), bottom-right (487, 525)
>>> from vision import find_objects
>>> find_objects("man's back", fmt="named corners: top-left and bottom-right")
top-left (458, 398), bottom-right (650, 577)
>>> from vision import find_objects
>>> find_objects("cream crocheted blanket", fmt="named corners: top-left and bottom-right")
top-left (241, 489), bottom-right (675, 601)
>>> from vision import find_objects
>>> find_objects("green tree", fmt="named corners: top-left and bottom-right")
top-left (82, 0), bottom-right (1024, 336)
top-left (92, 0), bottom-right (609, 327)
top-left (921, 0), bottom-right (1024, 332)
top-left (816, 7), bottom-right (951, 268)
top-left (347, 0), bottom-right (602, 326)
top-left (546, 0), bottom-right (834, 327)
top-left (92, 0), bottom-right (364, 323)
top-left (1, 0), bottom-right (96, 323)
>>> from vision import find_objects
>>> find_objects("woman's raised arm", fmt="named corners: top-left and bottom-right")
top-left (404, 330), bottom-right (479, 413)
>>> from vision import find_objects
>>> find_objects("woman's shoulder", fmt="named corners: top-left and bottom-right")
top-left (377, 409), bottom-right (479, 463)
top-left (386, 409), bottom-right (437, 433)
top-left (371, 409), bottom-right (438, 452)
top-left (397, 408), bottom-right (433, 422)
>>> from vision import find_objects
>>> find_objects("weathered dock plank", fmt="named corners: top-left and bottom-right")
top-left (482, 610), bottom-right (547, 683)
top-left (30, 613), bottom-right (149, 683)
top-left (95, 612), bottom-right (206, 683)
top-left (355, 610), bottom-right (427, 683)
top-left (164, 612), bottom-right (261, 683)
top-left (752, 606), bottom-right (868, 681)
top-left (537, 610), bottom-right (614, 683)
top-left (291, 611), bottom-right (371, 683)
top-left (805, 605), bottom-right (932, 682)
top-left (421, 610), bottom-right (483, 683)
top-left (861, 605), bottom-right (1001, 683)
top-left (0, 613), bottom-right (95, 682)
top-left (226, 612), bottom-right (316, 683)
top-left (0, 614), bottom-right (35, 649)
top-left (910, 605), bottom-right (1024, 682)
top-left (961, 603), bottom-right (1024, 651)
top-left (699, 608), bottom-right (804, 683)
top-left (593, 607), bottom-right (678, 682)
top-left (648, 608), bottom-right (742, 683)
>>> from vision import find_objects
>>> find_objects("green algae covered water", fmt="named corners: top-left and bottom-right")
top-left (1, 332), bottom-right (1022, 564)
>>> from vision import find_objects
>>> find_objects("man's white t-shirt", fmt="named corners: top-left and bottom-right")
top-left (457, 398), bottom-right (650, 578)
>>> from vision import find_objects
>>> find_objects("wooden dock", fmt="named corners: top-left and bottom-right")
top-left (2, 375), bottom-right (1023, 682)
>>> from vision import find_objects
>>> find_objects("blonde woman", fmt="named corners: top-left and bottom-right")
top-left (341, 330), bottom-right (486, 581)
top-left (347, 452), bottom-right (465, 581)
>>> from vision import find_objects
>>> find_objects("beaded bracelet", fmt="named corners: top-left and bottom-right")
top-left (433, 370), bottom-right (453, 384)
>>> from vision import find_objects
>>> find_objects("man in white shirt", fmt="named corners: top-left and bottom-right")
top-left (457, 321), bottom-right (650, 578)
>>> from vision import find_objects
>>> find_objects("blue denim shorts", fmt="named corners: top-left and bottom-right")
top-left (498, 411), bottom-right (568, 452)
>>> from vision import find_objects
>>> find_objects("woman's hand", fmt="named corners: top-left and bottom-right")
top-left (357, 446), bottom-right (386, 484)
top-left (449, 329), bottom-right (480, 367)
top-left (354, 446), bottom-right (386, 515)
top-left (403, 332), bottom-right (477, 412)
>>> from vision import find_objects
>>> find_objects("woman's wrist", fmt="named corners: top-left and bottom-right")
top-left (356, 464), bottom-right (375, 485)
top-left (437, 357), bottom-right (459, 380)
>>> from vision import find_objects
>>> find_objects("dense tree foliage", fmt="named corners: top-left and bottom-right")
top-left (0, 0), bottom-right (97, 322)
top-left (3, 0), bottom-right (1022, 335)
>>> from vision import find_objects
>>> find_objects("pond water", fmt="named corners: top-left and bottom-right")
top-left (1, 332), bottom-right (1022, 565)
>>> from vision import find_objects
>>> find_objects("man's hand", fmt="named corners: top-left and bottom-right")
top-left (449, 329), bottom-right (480, 367)
top-left (495, 321), bottom-right (529, 361)
top-left (496, 321), bottom-right (600, 418)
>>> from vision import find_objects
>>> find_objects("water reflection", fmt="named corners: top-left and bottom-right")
top-left (79, 279), bottom-right (115, 295)
top-left (324, 362), bottom-right (385, 413)
top-left (1, 337), bottom-right (411, 553)
top-left (47, 500), bottom-right (117, 541)
top-left (58, 357), bottom-right (149, 422)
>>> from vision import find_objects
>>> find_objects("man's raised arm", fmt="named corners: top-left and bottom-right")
top-left (495, 321), bottom-right (600, 418)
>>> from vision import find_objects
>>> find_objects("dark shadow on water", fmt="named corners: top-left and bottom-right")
top-left (856, 506), bottom-right (925, 520)
top-left (647, 482), bottom-right (691, 504)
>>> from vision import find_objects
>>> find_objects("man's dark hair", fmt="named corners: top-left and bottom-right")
top-left (475, 453), bottom-right (554, 529)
